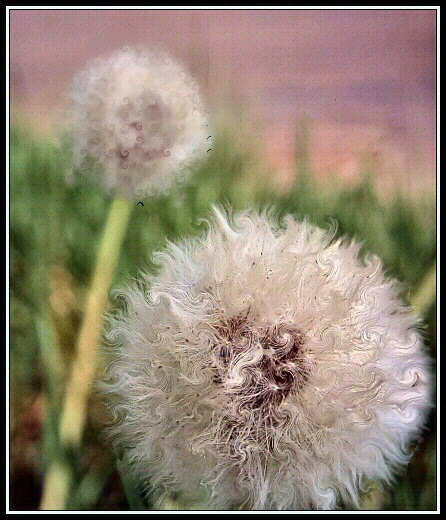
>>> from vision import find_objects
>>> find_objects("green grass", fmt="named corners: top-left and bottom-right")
top-left (10, 125), bottom-right (436, 510)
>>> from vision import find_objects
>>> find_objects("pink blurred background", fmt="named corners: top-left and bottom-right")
top-left (9, 9), bottom-right (437, 193)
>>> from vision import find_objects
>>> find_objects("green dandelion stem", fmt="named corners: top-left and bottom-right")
top-left (39, 195), bottom-right (133, 510)
top-left (411, 263), bottom-right (436, 316)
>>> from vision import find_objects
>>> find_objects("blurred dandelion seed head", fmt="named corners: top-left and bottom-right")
top-left (66, 46), bottom-right (209, 198)
top-left (103, 208), bottom-right (431, 510)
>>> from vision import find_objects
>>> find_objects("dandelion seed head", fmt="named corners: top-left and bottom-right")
top-left (66, 46), bottom-right (209, 198)
top-left (103, 208), bottom-right (431, 510)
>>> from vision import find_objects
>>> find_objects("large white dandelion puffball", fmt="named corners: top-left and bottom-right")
top-left (103, 208), bottom-right (431, 510)
top-left (66, 46), bottom-right (209, 198)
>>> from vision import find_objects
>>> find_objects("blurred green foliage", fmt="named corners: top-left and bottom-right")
top-left (10, 125), bottom-right (436, 510)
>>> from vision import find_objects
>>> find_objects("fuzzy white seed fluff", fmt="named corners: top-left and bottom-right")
top-left (66, 46), bottom-right (209, 198)
top-left (103, 208), bottom-right (431, 510)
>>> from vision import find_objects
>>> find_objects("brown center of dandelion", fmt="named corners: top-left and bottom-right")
top-left (112, 98), bottom-right (179, 171)
top-left (212, 315), bottom-right (307, 411)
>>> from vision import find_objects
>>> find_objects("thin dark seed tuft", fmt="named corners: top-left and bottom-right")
top-left (211, 315), bottom-right (308, 411)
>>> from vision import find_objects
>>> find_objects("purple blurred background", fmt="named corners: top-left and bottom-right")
top-left (9, 9), bottom-right (436, 192)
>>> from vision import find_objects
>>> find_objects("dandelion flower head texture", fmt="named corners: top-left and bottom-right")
top-left (66, 46), bottom-right (209, 198)
top-left (104, 208), bottom-right (431, 510)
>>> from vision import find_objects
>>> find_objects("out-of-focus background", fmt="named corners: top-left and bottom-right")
top-left (9, 9), bottom-right (436, 511)
top-left (10, 9), bottom-right (437, 193)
